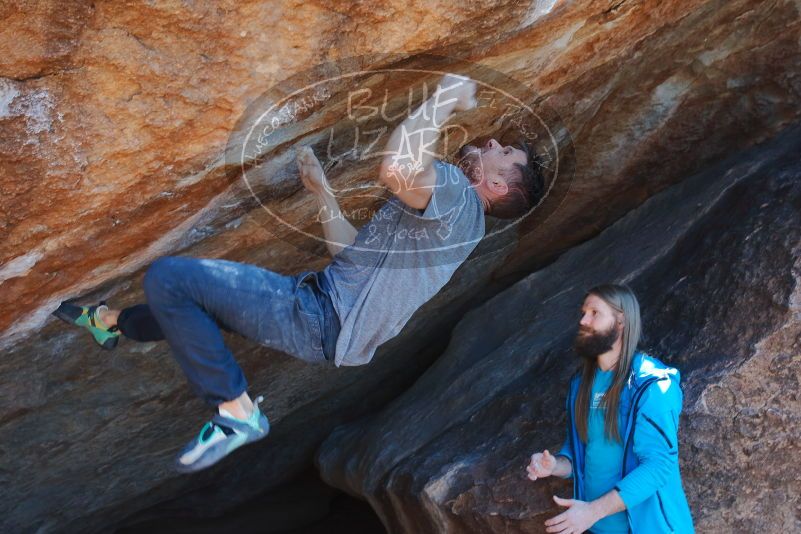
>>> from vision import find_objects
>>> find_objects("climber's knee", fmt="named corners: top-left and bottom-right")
top-left (143, 256), bottom-right (184, 303)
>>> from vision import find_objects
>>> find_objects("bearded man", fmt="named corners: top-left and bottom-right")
top-left (526, 284), bottom-right (694, 533)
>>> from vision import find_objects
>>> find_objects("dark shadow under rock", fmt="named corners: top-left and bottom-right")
top-left (114, 467), bottom-right (386, 534)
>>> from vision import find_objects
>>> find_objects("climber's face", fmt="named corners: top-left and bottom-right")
top-left (457, 138), bottom-right (528, 204)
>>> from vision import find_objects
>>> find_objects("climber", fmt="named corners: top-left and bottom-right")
top-left (525, 284), bottom-right (694, 533)
top-left (53, 73), bottom-right (546, 473)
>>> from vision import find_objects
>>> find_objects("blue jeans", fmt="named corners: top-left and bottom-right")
top-left (142, 256), bottom-right (340, 407)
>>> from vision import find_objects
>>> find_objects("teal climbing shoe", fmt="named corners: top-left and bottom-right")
top-left (52, 300), bottom-right (121, 350)
top-left (175, 395), bottom-right (271, 473)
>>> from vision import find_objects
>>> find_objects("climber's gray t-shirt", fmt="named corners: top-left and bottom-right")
top-left (320, 160), bottom-right (485, 367)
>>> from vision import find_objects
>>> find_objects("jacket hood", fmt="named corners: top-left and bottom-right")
top-left (628, 351), bottom-right (681, 391)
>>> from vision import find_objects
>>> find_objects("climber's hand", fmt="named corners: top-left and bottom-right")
top-left (297, 146), bottom-right (330, 197)
top-left (527, 449), bottom-right (557, 480)
top-left (440, 73), bottom-right (477, 112)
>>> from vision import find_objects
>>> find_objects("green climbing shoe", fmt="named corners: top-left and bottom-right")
top-left (52, 300), bottom-right (120, 350)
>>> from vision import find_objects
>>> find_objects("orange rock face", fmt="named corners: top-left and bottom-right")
top-left (0, 0), bottom-right (800, 531)
top-left (1, 0), bottom-right (799, 347)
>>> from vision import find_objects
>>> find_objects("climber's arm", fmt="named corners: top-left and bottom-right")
top-left (297, 146), bottom-right (358, 257)
top-left (378, 73), bottom-right (477, 210)
top-left (314, 188), bottom-right (358, 257)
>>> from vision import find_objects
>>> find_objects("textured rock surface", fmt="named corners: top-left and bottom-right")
top-left (316, 125), bottom-right (801, 533)
top-left (1, 0), bottom-right (800, 532)
top-left (2, 0), bottom-right (801, 346)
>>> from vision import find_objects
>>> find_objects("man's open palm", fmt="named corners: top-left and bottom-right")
top-left (527, 449), bottom-right (557, 480)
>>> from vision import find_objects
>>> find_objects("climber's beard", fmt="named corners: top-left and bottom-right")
top-left (457, 144), bottom-right (485, 185)
top-left (574, 324), bottom-right (619, 361)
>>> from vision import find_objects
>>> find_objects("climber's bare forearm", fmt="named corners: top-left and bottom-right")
top-left (315, 190), bottom-right (357, 257)
top-left (377, 80), bottom-right (462, 207)
top-left (381, 90), bottom-right (456, 175)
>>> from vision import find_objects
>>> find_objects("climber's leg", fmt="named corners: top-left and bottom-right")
top-left (141, 255), bottom-right (335, 471)
top-left (115, 304), bottom-right (165, 342)
top-left (141, 255), bottom-right (337, 472)
top-left (112, 303), bottom-right (236, 342)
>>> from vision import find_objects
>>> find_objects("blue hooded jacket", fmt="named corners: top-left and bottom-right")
top-left (557, 352), bottom-right (695, 533)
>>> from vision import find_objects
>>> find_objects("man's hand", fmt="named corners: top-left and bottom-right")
top-left (545, 495), bottom-right (601, 534)
top-left (526, 449), bottom-right (557, 480)
top-left (439, 73), bottom-right (477, 112)
top-left (297, 146), bottom-right (331, 197)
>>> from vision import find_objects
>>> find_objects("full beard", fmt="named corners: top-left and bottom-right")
top-left (457, 144), bottom-right (484, 184)
top-left (574, 325), bottom-right (619, 361)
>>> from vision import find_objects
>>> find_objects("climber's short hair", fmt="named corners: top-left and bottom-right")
top-left (486, 138), bottom-right (545, 220)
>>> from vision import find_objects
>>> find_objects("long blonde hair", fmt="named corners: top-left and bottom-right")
top-left (574, 284), bottom-right (642, 443)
